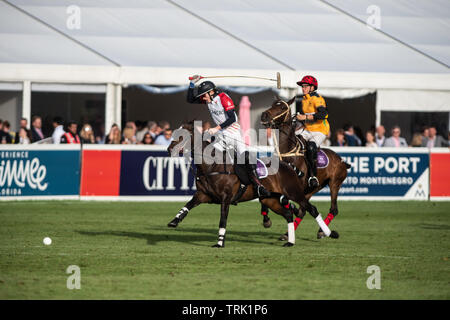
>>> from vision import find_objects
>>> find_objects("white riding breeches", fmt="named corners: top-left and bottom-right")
top-left (296, 129), bottom-right (326, 148)
top-left (213, 128), bottom-right (247, 157)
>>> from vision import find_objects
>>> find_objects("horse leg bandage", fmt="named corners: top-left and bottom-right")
top-left (315, 215), bottom-right (331, 237)
top-left (175, 207), bottom-right (189, 220)
top-left (294, 217), bottom-right (302, 230)
top-left (217, 228), bottom-right (226, 247)
top-left (324, 213), bottom-right (334, 225)
top-left (287, 222), bottom-right (295, 244)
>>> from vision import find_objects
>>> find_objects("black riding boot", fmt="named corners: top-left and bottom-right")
top-left (306, 142), bottom-right (319, 188)
top-left (243, 151), bottom-right (270, 198)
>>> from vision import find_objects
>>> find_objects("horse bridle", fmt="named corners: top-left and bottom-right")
top-left (264, 100), bottom-right (304, 159)
top-left (261, 100), bottom-right (292, 127)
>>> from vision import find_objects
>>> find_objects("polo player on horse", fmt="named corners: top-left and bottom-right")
top-left (295, 75), bottom-right (330, 188)
top-left (187, 75), bottom-right (270, 197)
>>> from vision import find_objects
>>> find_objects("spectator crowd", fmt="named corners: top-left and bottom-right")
top-left (0, 116), bottom-right (448, 149)
top-left (0, 117), bottom-right (176, 147)
top-left (327, 124), bottom-right (449, 148)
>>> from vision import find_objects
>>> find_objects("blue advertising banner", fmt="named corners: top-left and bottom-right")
top-left (119, 150), bottom-right (196, 196)
top-left (118, 147), bottom-right (274, 197)
top-left (0, 146), bottom-right (81, 198)
top-left (315, 148), bottom-right (430, 200)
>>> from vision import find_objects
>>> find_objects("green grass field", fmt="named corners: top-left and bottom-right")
top-left (0, 200), bottom-right (449, 300)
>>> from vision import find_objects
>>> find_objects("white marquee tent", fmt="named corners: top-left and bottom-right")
top-left (0, 0), bottom-right (449, 130)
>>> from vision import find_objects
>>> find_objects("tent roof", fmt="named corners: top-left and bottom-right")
top-left (3, 0), bottom-right (285, 69)
top-left (0, 0), bottom-right (449, 89)
top-left (0, 0), bottom-right (112, 66)
top-left (325, 0), bottom-right (450, 67)
top-left (171, 0), bottom-right (448, 73)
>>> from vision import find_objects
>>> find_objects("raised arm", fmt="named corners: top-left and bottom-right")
top-left (186, 75), bottom-right (203, 104)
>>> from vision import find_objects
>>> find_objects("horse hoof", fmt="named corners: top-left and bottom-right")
top-left (330, 230), bottom-right (339, 239)
top-left (278, 233), bottom-right (288, 241)
top-left (263, 219), bottom-right (272, 228)
top-left (167, 218), bottom-right (179, 228)
top-left (283, 242), bottom-right (294, 247)
top-left (212, 244), bottom-right (224, 248)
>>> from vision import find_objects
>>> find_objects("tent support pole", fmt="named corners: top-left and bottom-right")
top-left (375, 93), bottom-right (381, 128)
top-left (105, 83), bottom-right (115, 131)
top-left (115, 84), bottom-right (122, 129)
top-left (22, 81), bottom-right (31, 128)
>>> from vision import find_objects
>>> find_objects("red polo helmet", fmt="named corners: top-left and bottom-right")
top-left (297, 75), bottom-right (318, 89)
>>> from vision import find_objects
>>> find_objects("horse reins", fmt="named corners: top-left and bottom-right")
top-left (265, 100), bottom-right (304, 159)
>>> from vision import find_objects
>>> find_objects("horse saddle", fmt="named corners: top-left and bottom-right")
top-left (234, 158), bottom-right (268, 184)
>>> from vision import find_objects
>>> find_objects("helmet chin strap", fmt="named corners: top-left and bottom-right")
top-left (209, 90), bottom-right (218, 99)
top-left (206, 90), bottom-right (218, 102)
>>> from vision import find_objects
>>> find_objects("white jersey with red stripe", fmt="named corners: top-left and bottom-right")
top-left (207, 92), bottom-right (241, 134)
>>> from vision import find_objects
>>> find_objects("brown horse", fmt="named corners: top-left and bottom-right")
top-left (260, 97), bottom-right (350, 239)
top-left (166, 121), bottom-right (336, 247)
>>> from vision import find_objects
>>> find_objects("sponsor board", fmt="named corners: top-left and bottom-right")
top-left (2, 145), bottom-right (439, 201)
top-left (119, 150), bottom-right (196, 196)
top-left (315, 148), bottom-right (429, 200)
top-left (430, 148), bottom-right (450, 200)
top-left (0, 145), bottom-right (81, 198)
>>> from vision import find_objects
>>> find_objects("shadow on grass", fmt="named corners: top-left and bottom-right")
top-left (150, 226), bottom-right (320, 243)
top-left (77, 227), bottom-right (276, 247)
top-left (418, 223), bottom-right (450, 230)
top-left (76, 224), bottom-right (319, 247)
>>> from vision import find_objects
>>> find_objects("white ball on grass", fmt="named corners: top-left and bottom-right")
top-left (43, 237), bottom-right (52, 245)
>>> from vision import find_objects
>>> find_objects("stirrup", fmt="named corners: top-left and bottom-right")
top-left (308, 176), bottom-right (319, 187)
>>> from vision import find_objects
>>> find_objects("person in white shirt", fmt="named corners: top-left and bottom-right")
top-left (51, 117), bottom-right (65, 144)
top-left (375, 125), bottom-right (386, 147)
top-left (18, 128), bottom-right (31, 144)
top-left (154, 128), bottom-right (173, 146)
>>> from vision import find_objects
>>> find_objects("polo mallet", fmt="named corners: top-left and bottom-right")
top-left (189, 72), bottom-right (281, 89)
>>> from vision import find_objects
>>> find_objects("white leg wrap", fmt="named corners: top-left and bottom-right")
top-left (218, 228), bottom-right (226, 246)
top-left (287, 222), bottom-right (295, 244)
top-left (175, 207), bottom-right (188, 218)
top-left (315, 215), bottom-right (331, 237)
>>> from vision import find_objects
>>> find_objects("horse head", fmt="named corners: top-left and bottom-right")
top-left (167, 120), bottom-right (200, 156)
top-left (260, 96), bottom-right (296, 128)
